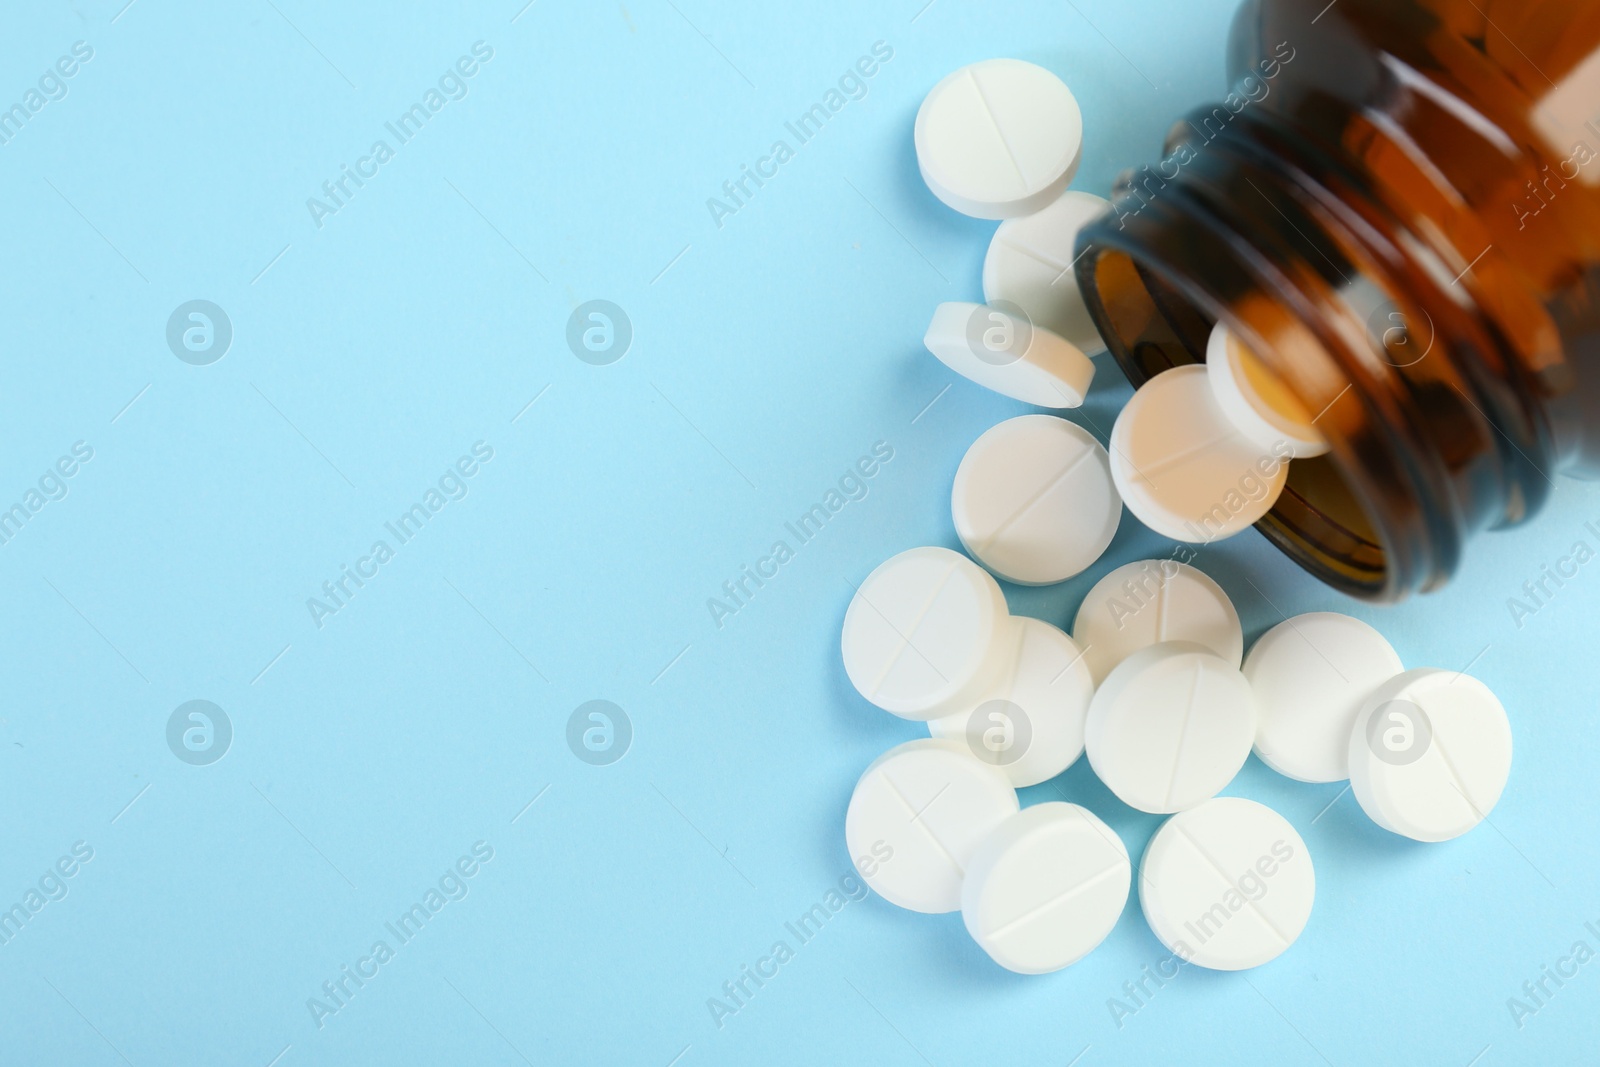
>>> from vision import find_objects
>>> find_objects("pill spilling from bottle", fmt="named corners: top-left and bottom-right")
top-left (838, 57), bottom-right (1514, 976)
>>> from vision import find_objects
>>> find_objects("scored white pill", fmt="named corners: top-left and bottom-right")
top-left (961, 803), bottom-right (1130, 973)
top-left (951, 415), bottom-right (1121, 586)
top-left (1072, 560), bottom-right (1243, 685)
top-left (983, 191), bottom-right (1111, 354)
top-left (1086, 643), bottom-right (1257, 814)
top-left (842, 547), bottom-right (1009, 721)
top-left (1246, 612), bottom-right (1405, 784)
top-left (1347, 668), bottom-right (1513, 842)
top-left (928, 616), bottom-right (1095, 787)
top-left (1207, 323), bottom-right (1330, 459)
top-left (914, 59), bottom-right (1084, 220)
top-left (925, 302), bottom-right (1095, 409)
top-left (845, 739), bottom-right (1021, 914)
top-left (1139, 797), bottom-right (1314, 971)
top-left (1110, 364), bottom-right (1290, 543)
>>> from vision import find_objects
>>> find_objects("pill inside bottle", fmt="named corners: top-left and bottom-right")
top-left (1074, 0), bottom-right (1600, 602)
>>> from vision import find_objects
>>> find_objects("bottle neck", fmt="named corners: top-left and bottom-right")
top-left (1076, 104), bottom-right (1556, 601)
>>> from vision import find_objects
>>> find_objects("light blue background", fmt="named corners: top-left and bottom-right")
top-left (2, 1), bottom-right (1597, 1064)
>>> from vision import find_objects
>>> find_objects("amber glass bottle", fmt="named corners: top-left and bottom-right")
top-left (1075, 0), bottom-right (1600, 601)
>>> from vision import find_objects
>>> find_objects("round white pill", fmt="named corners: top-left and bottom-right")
top-left (1109, 365), bottom-right (1290, 543)
top-left (1203, 323), bottom-right (1331, 460)
top-left (951, 415), bottom-right (1121, 586)
top-left (845, 738), bottom-right (1021, 914)
top-left (914, 59), bottom-right (1084, 220)
top-left (983, 191), bottom-right (1111, 354)
top-left (924, 302), bottom-right (1095, 409)
top-left (961, 802), bottom-right (1130, 973)
top-left (927, 616), bottom-right (1095, 787)
top-left (1246, 612), bottom-right (1404, 784)
top-left (1139, 797), bottom-right (1314, 971)
top-left (1347, 668), bottom-right (1512, 842)
top-left (1206, 323), bottom-right (1329, 459)
top-left (842, 547), bottom-right (1009, 721)
top-left (1086, 643), bottom-right (1257, 814)
top-left (1072, 560), bottom-right (1243, 686)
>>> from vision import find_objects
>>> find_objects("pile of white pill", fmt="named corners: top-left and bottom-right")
top-left (838, 59), bottom-right (1514, 975)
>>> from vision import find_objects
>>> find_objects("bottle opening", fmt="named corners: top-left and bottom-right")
top-left (1084, 244), bottom-right (1390, 597)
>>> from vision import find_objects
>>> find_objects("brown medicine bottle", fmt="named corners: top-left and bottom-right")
top-left (1074, 0), bottom-right (1600, 601)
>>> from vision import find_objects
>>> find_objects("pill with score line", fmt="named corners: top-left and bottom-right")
top-left (1085, 642), bottom-right (1257, 814)
top-left (841, 547), bottom-right (1011, 721)
top-left (1139, 797), bottom-right (1315, 971)
top-left (961, 802), bottom-right (1130, 973)
top-left (1110, 364), bottom-right (1291, 543)
top-left (1246, 612), bottom-right (1404, 784)
top-left (951, 415), bottom-right (1121, 587)
top-left (845, 738), bottom-right (1021, 914)
top-left (1072, 559), bottom-right (1244, 686)
top-left (1347, 668), bottom-right (1512, 842)
top-left (914, 58), bottom-right (1084, 220)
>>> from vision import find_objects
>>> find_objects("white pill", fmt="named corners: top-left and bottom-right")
top-left (951, 415), bottom-right (1120, 587)
top-left (914, 59), bottom-right (1084, 220)
top-left (842, 547), bottom-right (1009, 721)
top-left (1072, 560), bottom-right (1243, 686)
top-left (1346, 668), bottom-right (1512, 842)
top-left (1246, 612), bottom-right (1405, 784)
top-left (961, 802), bottom-right (1130, 973)
top-left (1139, 797), bottom-right (1314, 971)
top-left (924, 302), bottom-right (1095, 409)
top-left (984, 191), bottom-right (1110, 355)
top-left (1086, 643), bottom-right (1257, 814)
top-left (928, 616), bottom-right (1095, 787)
top-left (1206, 323), bottom-right (1330, 459)
top-left (1110, 365), bottom-right (1290, 543)
top-left (845, 739), bottom-right (1021, 914)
